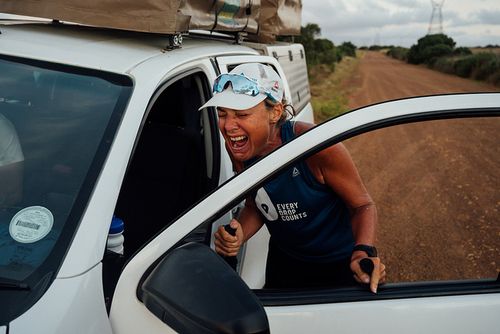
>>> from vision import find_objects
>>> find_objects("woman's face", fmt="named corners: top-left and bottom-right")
top-left (218, 101), bottom-right (281, 162)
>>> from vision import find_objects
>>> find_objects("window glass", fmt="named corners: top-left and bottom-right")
top-left (0, 56), bottom-right (132, 281)
top-left (211, 116), bottom-right (500, 290)
top-left (344, 117), bottom-right (499, 282)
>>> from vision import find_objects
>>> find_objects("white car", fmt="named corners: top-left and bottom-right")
top-left (1, 20), bottom-right (499, 334)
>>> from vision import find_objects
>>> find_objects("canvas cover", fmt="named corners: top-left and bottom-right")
top-left (258, 0), bottom-right (302, 42)
top-left (0, 0), bottom-right (301, 41)
top-left (0, 0), bottom-right (189, 34)
top-left (180, 0), bottom-right (260, 34)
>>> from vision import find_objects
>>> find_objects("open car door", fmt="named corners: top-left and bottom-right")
top-left (110, 93), bottom-right (500, 334)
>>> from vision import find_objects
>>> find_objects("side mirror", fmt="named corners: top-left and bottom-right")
top-left (139, 242), bottom-right (270, 334)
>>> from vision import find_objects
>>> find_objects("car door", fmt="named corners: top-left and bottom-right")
top-left (109, 93), bottom-right (500, 334)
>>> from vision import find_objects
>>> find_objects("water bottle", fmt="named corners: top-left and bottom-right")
top-left (107, 216), bottom-right (124, 255)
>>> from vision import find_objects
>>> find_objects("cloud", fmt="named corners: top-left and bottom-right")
top-left (302, 1), bottom-right (429, 34)
top-left (302, 0), bottom-right (500, 47)
top-left (476, 10), bottom-right (500, 25)
top-left (302, 1), bottom-right (430, 46)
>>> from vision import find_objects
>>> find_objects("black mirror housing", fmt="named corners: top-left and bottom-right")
top-left (140, 242), bottom-right (270, 334)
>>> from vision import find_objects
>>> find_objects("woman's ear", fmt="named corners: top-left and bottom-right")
top-left (269, 103), bottom-right (284, 124)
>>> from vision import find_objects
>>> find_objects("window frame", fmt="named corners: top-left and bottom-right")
top-left (196, 100), bottom-right (500, 306)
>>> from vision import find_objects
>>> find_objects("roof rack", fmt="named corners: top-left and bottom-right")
top-left (187, 30), bottom-right (248, 45)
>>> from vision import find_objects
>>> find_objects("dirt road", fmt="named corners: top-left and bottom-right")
top-left (346, 51), bottom-right (499, 110)
top-left (341, 52), bottom-right (500, 282)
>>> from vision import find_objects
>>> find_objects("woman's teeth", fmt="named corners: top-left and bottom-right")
top-left (230, 135), bottom-right (247, 148)
top-left (230, 136), bottom-right (247, 142)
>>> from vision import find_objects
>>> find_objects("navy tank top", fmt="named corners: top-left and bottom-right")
top-left (247, 121), bottom-right (354, 263)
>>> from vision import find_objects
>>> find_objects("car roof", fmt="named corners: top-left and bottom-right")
top-left (0, 21), bottom-right (256, 74)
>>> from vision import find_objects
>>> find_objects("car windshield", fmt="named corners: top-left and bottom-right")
top-left (0, 55), bottom-right (132, 282)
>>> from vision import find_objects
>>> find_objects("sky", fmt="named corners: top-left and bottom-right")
top-left (302, 0), bottom-right (500, 48)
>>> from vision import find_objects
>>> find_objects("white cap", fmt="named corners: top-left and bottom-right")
top-left (199, 63), bottom-right (284, 111)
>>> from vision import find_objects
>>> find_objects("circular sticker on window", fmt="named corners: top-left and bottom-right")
top-left (9, 206), bottom-right (54, 243)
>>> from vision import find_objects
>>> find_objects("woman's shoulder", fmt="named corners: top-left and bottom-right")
top-left (291, 121), bottom-right (315, 136)
top-left (291, 121), bottom-right (345, 158)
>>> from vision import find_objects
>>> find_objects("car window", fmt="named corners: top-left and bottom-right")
top-left (0, 55), bottom-right (132, 282)
top-left (199, 116), bottom-right (499, 293)
top-left (344, 117), bottom-right (499, 282)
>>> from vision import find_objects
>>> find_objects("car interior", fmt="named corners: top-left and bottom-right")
top-left (102, 72), bottom-right (219, 307)
top-left (114, 72), bottom-right (219, 259)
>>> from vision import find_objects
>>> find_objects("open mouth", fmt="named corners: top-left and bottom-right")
top-left (229, 135), bottom-right (248, 150)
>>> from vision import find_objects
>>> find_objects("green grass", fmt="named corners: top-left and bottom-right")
top-left (312, 95), bottom-right (348, 122)
top-left (309, 53), bottom-right (362, 123)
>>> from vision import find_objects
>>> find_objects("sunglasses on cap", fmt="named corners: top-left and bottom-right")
top-left (213, 73), bottom-right (279, 103)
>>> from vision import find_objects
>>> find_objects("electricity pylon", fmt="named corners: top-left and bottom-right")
top-left (428, 0), bottom-right (445, 34)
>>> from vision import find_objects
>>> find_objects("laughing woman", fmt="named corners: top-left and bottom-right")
top-left (199, 63), bottom-right (386, 292)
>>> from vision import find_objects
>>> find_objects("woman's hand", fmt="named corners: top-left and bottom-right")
top-left (214, 219), bottom-right (244, 257)
top-left (350, 251), bottom-right (386, 293)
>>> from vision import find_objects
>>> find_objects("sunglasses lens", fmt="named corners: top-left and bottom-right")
top-left (213, 75), bottom-right (231, 93)
top-left (213, 74), bottom-right (260, 97)
top-left (212, 74), bottom-right (279, 103)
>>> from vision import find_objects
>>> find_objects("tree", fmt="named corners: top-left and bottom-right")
top-left (295, 23), bottom-right (356, 69)
top-left (407, 33), bottom-right (455, 64)
top-left (295, 23), bottom-right (321, 54)
top-left (339, 41), bottom-right (356, 57)
top-left (295, 23), bottom-right (337, 68)
top-left (313, 38), bottom-right (337, 65)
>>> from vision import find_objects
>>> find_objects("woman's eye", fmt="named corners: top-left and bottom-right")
top-left (237, 113), bottom-right (249, 118)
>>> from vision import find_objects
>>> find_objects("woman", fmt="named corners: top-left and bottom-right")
top-left (200, 63), bottom-right (386, 292)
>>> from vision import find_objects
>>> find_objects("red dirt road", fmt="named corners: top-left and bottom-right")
top-left (346, 51), bottom-right (499, 110)
top-left (342, 52), bottom-right (500, 282)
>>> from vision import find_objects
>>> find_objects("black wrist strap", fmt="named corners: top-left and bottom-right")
top-left (352, 244), bottom-right (378, 257)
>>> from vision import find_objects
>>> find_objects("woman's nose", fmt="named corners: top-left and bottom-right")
top-left (224, 114), bottom-right (238, 132)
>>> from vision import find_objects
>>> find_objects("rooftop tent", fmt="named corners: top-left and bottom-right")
top-left (0, 0), bottom-right (189, 33)
top-left (0, 0), bottom-right (301, 42)
top-left (258, 0), bottom-right (302, 42)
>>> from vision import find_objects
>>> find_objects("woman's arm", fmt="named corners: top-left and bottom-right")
top-left (309, 142), bottom-right (385, 292)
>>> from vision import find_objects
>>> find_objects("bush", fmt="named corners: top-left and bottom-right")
top-left (310, 38), bottom-right (338, 66)
top-left (387, 47), bottom-right (409, 61)
top-left (368, 45), bottom-right (382, 51)
top-left (407, 34), bottom-right (455, 64)
top-left (339, 42), bottom-right (356, 57)
top-left (405, 34), bottom-right (500, 85)
top-left (453, 47), bottom-right (472, 56)
top-left (334, 48), bottom-right (344, 63)
top-left (432, 57), bottom-right (455, 74)
top-left (454, 56), bottom-right (477, 77)
top-left (407, 44), bottom-right (423, 64)
top-left (422, 44), bottom-right (454, 65)
top-left (297, 23), bottom-right (355, 69)
top-left (430, 53), bottom-right (500, 84)
top-left (471, 52), bottom-right (499, 81)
